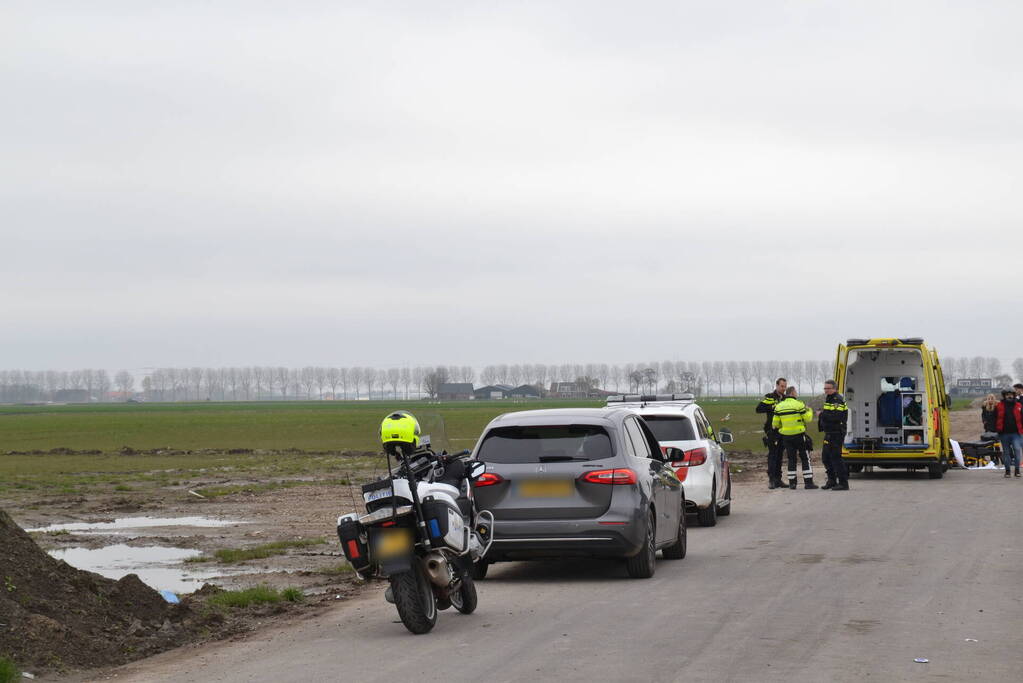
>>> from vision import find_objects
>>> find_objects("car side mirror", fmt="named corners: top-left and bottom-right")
top-left (467, 461), bottom-right (487, 480)
top-left (718, 429), bottom-right (734, 444)
top-left (663, 447), bottom-right (684, 461)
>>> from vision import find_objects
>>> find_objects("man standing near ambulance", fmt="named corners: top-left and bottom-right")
top-left (756, 378), bottom-right (788, 489)
top-left (818, 379), bottom-right (850, 490)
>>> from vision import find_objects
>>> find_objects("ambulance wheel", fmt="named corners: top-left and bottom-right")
top-left (927, 464), bottom-right (943, 479)
top-left (848, 465), bottom-right (863, 473)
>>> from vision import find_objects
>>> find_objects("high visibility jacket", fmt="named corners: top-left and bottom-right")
top-left (818, 392), bottom-right (849, 434)
top-left (756, 391), bottom-right (785, 433)
top-left (772, 398), bottom-right (814, 436)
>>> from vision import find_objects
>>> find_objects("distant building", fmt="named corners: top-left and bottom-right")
top-left (507, 384), bottom-right (542, 399)
top-left (473, 384), bottom-right (514, 400)
top-left (952, 378), bottom-right (994, 396)
top-left (437, 383), bottom-right (474, 400)
top-left (550, 382), bottom-right (587, 399)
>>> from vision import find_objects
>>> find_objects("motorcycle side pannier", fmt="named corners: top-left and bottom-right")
top-left (421, 497), bottom-right (467, 552)
top-left (336, 517), bottom-right (373, 574)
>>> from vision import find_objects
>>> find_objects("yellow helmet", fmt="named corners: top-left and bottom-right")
top-left (380, 411), bottom-right (420, 454)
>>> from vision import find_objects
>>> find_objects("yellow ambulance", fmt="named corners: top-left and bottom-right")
top-left (833, 338), bottom-right (952, 478)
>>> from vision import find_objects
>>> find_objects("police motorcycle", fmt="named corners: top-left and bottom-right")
top-left (336, 412), bottom-right (494, 634)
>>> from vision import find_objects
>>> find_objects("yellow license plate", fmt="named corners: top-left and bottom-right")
top-left (375, 529), bottom-right (412, 558)
top-left (519, 480), bottom-right (574, 498)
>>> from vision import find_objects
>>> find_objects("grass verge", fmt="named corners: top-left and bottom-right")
top-left (205, 585), bottom-right (304, 609)
top-left (0, 656), bottom-right (19, 683)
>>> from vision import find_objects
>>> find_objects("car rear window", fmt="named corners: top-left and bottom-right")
top-left (641, 415), bottom-right (697, 442)
top-left (476, 425), bottom-right (614, 463)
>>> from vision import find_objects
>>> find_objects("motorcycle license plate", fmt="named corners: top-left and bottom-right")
top-left (519, 480), bottom-right (574, 498)
top-left (374, 529), bottom-right (412, 559)
top-left (365, 487), bottom-right (394, 503)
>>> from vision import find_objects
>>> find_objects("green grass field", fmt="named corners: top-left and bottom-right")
top-left (0, 397), bottom-right (975, 496)
top-left (0, 399), bottom-right (769, 454)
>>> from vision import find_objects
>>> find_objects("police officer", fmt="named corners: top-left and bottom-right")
top-left (818, 379), bottom-right (849, 490)
top-left (772, 386), bottom-right (818, 489)
top-left (756, 377), bottom-right (788, 489)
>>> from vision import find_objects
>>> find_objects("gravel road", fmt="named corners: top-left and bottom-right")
top-left (95, 468), bottom-right (1023, 683)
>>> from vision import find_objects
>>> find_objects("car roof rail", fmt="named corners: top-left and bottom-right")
top-left (606, 393), bottom-right (695, 405)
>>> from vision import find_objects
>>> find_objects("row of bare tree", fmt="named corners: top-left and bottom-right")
top-left (0, 356), bottom-right (1018, 403)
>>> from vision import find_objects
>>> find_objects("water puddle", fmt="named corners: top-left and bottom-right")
top-left (47, 544), bottom-right (249, 594)
top-left (28, 516), bottom-right (241, 534)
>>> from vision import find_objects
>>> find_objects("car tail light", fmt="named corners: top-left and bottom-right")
top-left (670, 447), bottom-right (707, 468)
top-left (474, 472), bottom-right (504, 487)
top-left (580, 468), bottom-right (637, 485)
top-left (346, 539), bottom-right (361, 559)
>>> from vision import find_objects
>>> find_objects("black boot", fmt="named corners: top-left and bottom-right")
top-left (768, 479), bottom-right (780, 489)
top-left (821, 478), bottom-right (836, 490)
top-left (1015, 467), bottom-right (1020, 478)
top-left (804, 479), bottom-right (819, 490)
top-left (832, 480), bottom-right (849, 491)
top-left (1005, 469), bottom-right (1011, 478)
top-left (788, 479), bottom-right (797, 489)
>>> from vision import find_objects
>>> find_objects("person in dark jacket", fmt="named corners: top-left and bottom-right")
top-left (981, 393), bottom-right (999, 434)
top-left (818, 379), bottom-right (849, 490)
top-left (756, 378), bottom-right (787, 489)
top-left (995, 389), bottom-right (1023, 478)
top-left (980, 393), bottom-right (1002, 465)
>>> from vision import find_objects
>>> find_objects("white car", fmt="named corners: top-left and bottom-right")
top-left (607, 394), bottom-right (733, 526)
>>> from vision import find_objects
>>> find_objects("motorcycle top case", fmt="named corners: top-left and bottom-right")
top-left (336, 516), bottom-right (373, 574)
top-left (421, 497), bottom-right (467, 552)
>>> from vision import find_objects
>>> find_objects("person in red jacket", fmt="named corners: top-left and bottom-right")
top-left (995, 388), bottom-right (1023, 478)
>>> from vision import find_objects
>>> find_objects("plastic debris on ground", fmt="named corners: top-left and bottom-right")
top-left (159, 590), bottom-right (180, 604)
top-left (914, 658), bottom-right (929, 663)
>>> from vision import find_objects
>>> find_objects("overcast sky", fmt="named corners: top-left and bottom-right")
top-left (3, 1), bottom-right (1021, 371)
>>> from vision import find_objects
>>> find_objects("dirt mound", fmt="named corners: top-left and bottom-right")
top-left (0, 509), bottom-right (222, 672)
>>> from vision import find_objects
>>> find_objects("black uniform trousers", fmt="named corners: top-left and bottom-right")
top-left (765, 430), bottom-right (784, 482)
top-left (821, 433), bottom-right (847, 483)
top-left (783, 434), bottom-right (813, 482)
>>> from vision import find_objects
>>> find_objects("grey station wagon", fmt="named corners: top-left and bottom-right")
top-left (470, 408), bottom-right (686, 578)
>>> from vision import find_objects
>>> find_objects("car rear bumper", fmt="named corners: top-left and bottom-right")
top-left (843, 450), bottom-right (940, 467)
top-left (678, 464), bottom-right (714, 509)
top-left (486, 508), bottom-right (647, 561)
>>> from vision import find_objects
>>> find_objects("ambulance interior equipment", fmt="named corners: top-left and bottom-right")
top-left (845, 348), bottom-right (928, 449)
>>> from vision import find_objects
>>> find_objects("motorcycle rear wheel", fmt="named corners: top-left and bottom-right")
top-left (449, 575), bottom-right (478, 615)
top-left (390, 559), bottom-right (438, 634)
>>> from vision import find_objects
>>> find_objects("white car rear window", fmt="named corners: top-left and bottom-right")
top-left (641, 415), bottom-right (697, 442)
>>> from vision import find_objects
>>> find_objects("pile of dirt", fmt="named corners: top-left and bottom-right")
top-left (0, 509), bottom-right (229, 672)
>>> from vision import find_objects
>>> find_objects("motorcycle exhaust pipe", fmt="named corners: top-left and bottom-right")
top-left (423, 551), bottom-right (452, 587)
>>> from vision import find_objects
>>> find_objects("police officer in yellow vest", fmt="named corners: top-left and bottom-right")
top-left (772, 386), bottom-right (818, 489)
